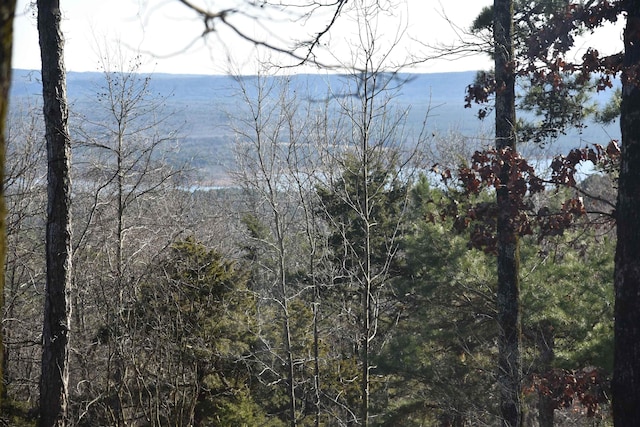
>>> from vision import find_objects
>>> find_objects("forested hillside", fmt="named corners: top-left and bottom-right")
top-left (4, 0), bottom-right (633, 424)
top-left (2, 56), bottom-right (618, 426)
top-left (8, 69), bottom-right (619, 187)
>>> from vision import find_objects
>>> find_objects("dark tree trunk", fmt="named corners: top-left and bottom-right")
top-left (494, 0), bottom-right (523, 426)
top-left (0, 0), bottom-right (16, 410)
top-left (537, 322), bottom-right (554, 427)
top-left (613, 3), bottom-right (640, 426)
top-left (37, 0), bottom-right (72, 426)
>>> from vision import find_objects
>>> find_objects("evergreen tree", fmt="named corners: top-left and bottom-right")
top-left (385, 178), bottom-right (614, 425)
top-left (135, 237), bottom-right (268, 426)
top-left (316, 152), bottom-right (413, 424)
top-left (381, 177), bottom-right (499, 426)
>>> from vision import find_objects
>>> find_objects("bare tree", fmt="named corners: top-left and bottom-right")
top-left (3, 104), bottom-right (47, 413)
top-left (174, 0), bottom-right (350, 66)
top-left (231, 72), bottom-right (312, 427)
top-left (70, 51), bottom-right (188, 425)
top-left (227, 4), bottom-right (429, 425)
top-left (283, 99), bottom-right (334, 427)
top-left (37, 0), bottom-right (73, 425)
top-left (315, 78), bottom-right (419, 426)
top-left (313, 6), bottom-right (429, 425)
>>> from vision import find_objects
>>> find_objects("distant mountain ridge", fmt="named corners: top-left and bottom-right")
top-left (9, 69), bottom-right (619, 185)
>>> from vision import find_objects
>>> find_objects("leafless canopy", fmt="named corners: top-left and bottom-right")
top-left (176, 0), bottom-right (350, 66)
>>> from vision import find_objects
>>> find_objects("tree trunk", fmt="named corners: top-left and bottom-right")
top-left (37, 0), bottom-right (72, 426)
top-left (359, 71), bottom-right (373, 427)
top-left (312, 281), bottom-right (321, 427)
top-left (537, 322), bottom-right (554, 427)
top-left (273, 193), bottom-right (296, 427)
top-left (0, 0), bottom-right (16, 411)
top-left (493, 0), bottom-right (523, 426)
top-left (613, 3), bottom-right (640, 425)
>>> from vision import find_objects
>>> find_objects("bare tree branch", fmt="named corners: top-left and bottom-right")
top-left (174, 0), bottom-right (352, 68)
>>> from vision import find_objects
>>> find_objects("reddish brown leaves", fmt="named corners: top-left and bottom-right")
top-left (440, 141), bottom-right (620, 252)
top-left (528, 368), bottom-right (609, 418)
top-left (537, 198), bottom-right (587, 238)
top-left (465, 71), bottom-right (495, 119)
top-left (551, 140), bottom-right (620, 187)
top-left (523, 1), bottom-right (622, 76)
top-left (442, 148), bottom-right (543, 252)
top-left (468, 1), bottom-right (625, 116)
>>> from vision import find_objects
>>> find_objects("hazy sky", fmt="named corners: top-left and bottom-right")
top-left (12, 0), bottom-right (623, 75)
top-left (13, 0), bottom-right (500, 75)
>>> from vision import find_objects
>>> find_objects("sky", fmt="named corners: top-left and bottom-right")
top-left (13, 0), bottom-right (500, 75)
top-left (13, 0), bottom-right (624, 76)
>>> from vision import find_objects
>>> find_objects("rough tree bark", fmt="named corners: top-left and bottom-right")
top-left (613, 2), bottom-right (640, 425)
top-left (37, 0), bottom-right (72, 425)
top-left (493, 0), bottom-right (523, 426)
top-left (0, 0), bottom-right (16, 411)
top-left (537, 322), bottom-right (554, 427)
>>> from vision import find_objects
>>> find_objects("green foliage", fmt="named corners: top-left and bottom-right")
top-left (3, 28), bottom-right (621, 423)
top-left (1, 398), bottom-right (37, 427)
top-left (595, 88), bottom-right (621, 124)
top-left (518, 74), bottom-right (598, 145)
top-left (471, 6), bottom-right (493, 32)
top-left (471, 0), bottom-right (586, 44)
top-left (316, 153), bottom-right (408, 271)
top-left (380, 178), bottom-right (500, 424)
top-left (197, 386), bottom-right (284, 427)
top-left (379, 176), bottom-right (614, 423)
top-left (313, 147), bottom-right (416, 423)
top-left (156, 236), bottom-right (255, 359)
top-left (467, 0), bottom-right (602, 143)
top-left (466, 70), bottom-right (599, 143)
top-left (521, 232), bottom-right (614, 371)
top-left (133, 236), bottom-right (269, 426)
top-left (516, 229), bottom-right (614, 420)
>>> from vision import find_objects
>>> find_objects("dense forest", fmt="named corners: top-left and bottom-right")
top-left (2, 0), bottom-right (637, 426)
top-left (2, 47), bottom-right (618, 427)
